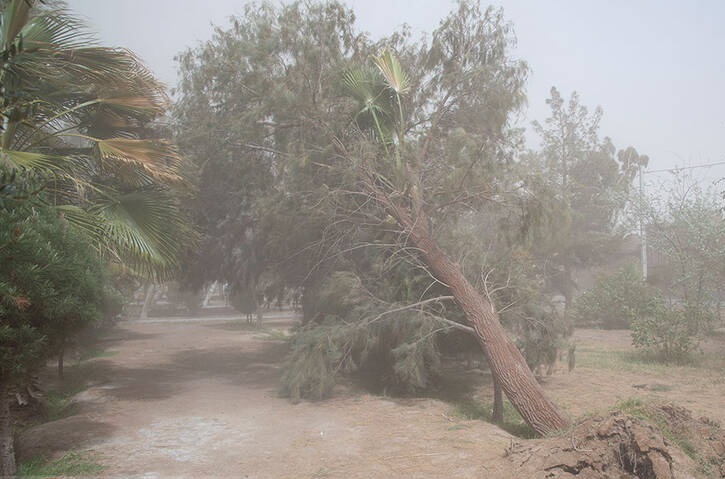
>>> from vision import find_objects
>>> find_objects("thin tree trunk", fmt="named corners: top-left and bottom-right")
top-left (203, 281), bottom-right (217, 307)
top-left (563, 263), bottom-right (573, 315)
top-left (0, 383), bottom-right (16, 477)
top-left (139, 283), bottom-right (155, 320)
top-left (58, 340), bottom-right (65, 380)
top-left (492, 375), bottom-right (504, 424)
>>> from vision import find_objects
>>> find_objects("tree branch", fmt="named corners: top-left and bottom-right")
top-left (368, 295), bottom-right (455, 324)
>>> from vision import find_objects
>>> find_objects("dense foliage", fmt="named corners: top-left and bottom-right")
top-left (0, 0), bottom-right (192, 280)
top-left (573, 264), bottom-right (658, 330)
top-left (633, 176), bottom-right (724, 360)
top-left (174, 0), bottom-right (578, 403)
top-left (0, 207), bottom-right (106, 387)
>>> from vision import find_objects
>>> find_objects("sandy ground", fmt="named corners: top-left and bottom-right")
top-left (18, 312), bottom-right (513, 478)
top-left (16, 310), bottom-right (725, 478)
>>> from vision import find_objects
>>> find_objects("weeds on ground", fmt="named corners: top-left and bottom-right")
top-left (648, 383), bottom-right (672, 392)
top-left (578, 347), bottom-right (703, 373)
top-left (41, 390), bottom-right (81, 421)
top-left (18, 451), bottom-right (104, 478)
top-left (453, 397), bottom-right (537, 438)
top-left (40, 347), bottom-right (113, 421)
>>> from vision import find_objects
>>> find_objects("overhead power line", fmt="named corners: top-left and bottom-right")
top-left (644, 160), bottom-right (725, 175)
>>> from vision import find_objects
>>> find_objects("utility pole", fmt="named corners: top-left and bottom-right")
top-left (639, 163), bottom-right (647, 281)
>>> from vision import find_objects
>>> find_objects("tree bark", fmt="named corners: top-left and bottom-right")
top-left (0, 383), bottom-right (16, 478)
top-left (372, 176), bottom-right (570, 434)
top-left (409, 221), bottom-right (569, 434)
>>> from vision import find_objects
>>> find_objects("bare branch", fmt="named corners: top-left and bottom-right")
top-left (427, 314), bottom-right (475, 334)
top-left (368, 296), bottom-right (455, 324)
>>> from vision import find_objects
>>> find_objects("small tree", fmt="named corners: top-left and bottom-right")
top-left (0, 208), bottom-right (106, 474)
top-left (643, 175), bottom-right (724, 331)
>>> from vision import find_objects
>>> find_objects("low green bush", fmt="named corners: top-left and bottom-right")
top-left (631, 302), bottom-right (713, 363)
top-left (572, 264), bottom-right (657, 329)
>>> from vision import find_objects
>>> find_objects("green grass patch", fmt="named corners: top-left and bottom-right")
top-left (452, 397), bottom-right (538, 438)
top-left (453, 398), bottom-right (488, 420)
top-left (577, 347), bottom-right (698, 374)
top-left (256, 329), bottom-right (290, 341)
top-left (41, 389), bottom-right (81, 421)
top-left (648, 383), bottom-right (672, 392)
top-left (578, 338), bottom-right (725, 373)
top-left (78, 347), bottom-right (117, 361)
top-left (447, 423), bottom-right (471, 431)
top-left (615, 397), bottom-right (648, 418)
top-left (18, 451), bottom-right (104, 478)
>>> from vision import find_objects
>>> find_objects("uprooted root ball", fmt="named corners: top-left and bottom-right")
top-left (505, 404), bottom-right (725, 478)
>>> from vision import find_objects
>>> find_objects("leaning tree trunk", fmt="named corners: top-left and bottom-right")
top-left (409, 220), bottom-right (569, 434)
top-left (358, 143), bottom-right (569, 434)
top-left (367, 164), bottom-right (570, 434)
top-left (0, 383), bottom-right (16, 477)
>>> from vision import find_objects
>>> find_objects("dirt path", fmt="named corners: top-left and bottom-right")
top-left (17, 316), bottom-right (725, 478)
top-left (18, 315), bottom-right (513, 478)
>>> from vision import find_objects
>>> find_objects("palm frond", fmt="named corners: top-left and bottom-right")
top-left (0, 0), bottom-right (32, 47)
top-left (95, 138), bottom-right (184, 185)
top-left (97, 96), bottom-right (165, 116)
top-left (0, 149), bottom-right (70, 175)
top-left (0, 0), bottom-right (190, 282)
top-left (342, 67), bottom-right (382, 105)
top-left (341, 67), bottom-right (395, 146)
top-left (91, 190), bottom-right (194, 281)
top-left (373, 48), bottom-right (409, 95)
top-left (21, 9), bottom-right (94, 49)
top-left (53, 204), bottom-right (102, 240)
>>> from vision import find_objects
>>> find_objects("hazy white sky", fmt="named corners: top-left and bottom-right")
top-left (66, 0), bottom-right (725, 183)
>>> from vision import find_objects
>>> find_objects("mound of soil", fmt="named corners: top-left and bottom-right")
top-left (505, 404), bottom-right (725, 478)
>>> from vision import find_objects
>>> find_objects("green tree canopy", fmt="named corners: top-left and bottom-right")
top-left (528, 87), bottom-right (648, 306)
top-left (175, 0), bottom-right (570, 434)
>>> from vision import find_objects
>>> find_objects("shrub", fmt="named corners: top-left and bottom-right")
top-left (572, 264), bottom-right (658, 329)
top-left (631, 301), bottom-right (714, 362)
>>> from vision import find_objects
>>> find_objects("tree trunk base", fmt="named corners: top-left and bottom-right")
top-left (0, 384), bottom-right (17, 477)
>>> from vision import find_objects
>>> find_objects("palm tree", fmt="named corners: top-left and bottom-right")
top-left (0, 0), bottom-right (192, 279)
top-left (0, 1), bottom-right (193, 474)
